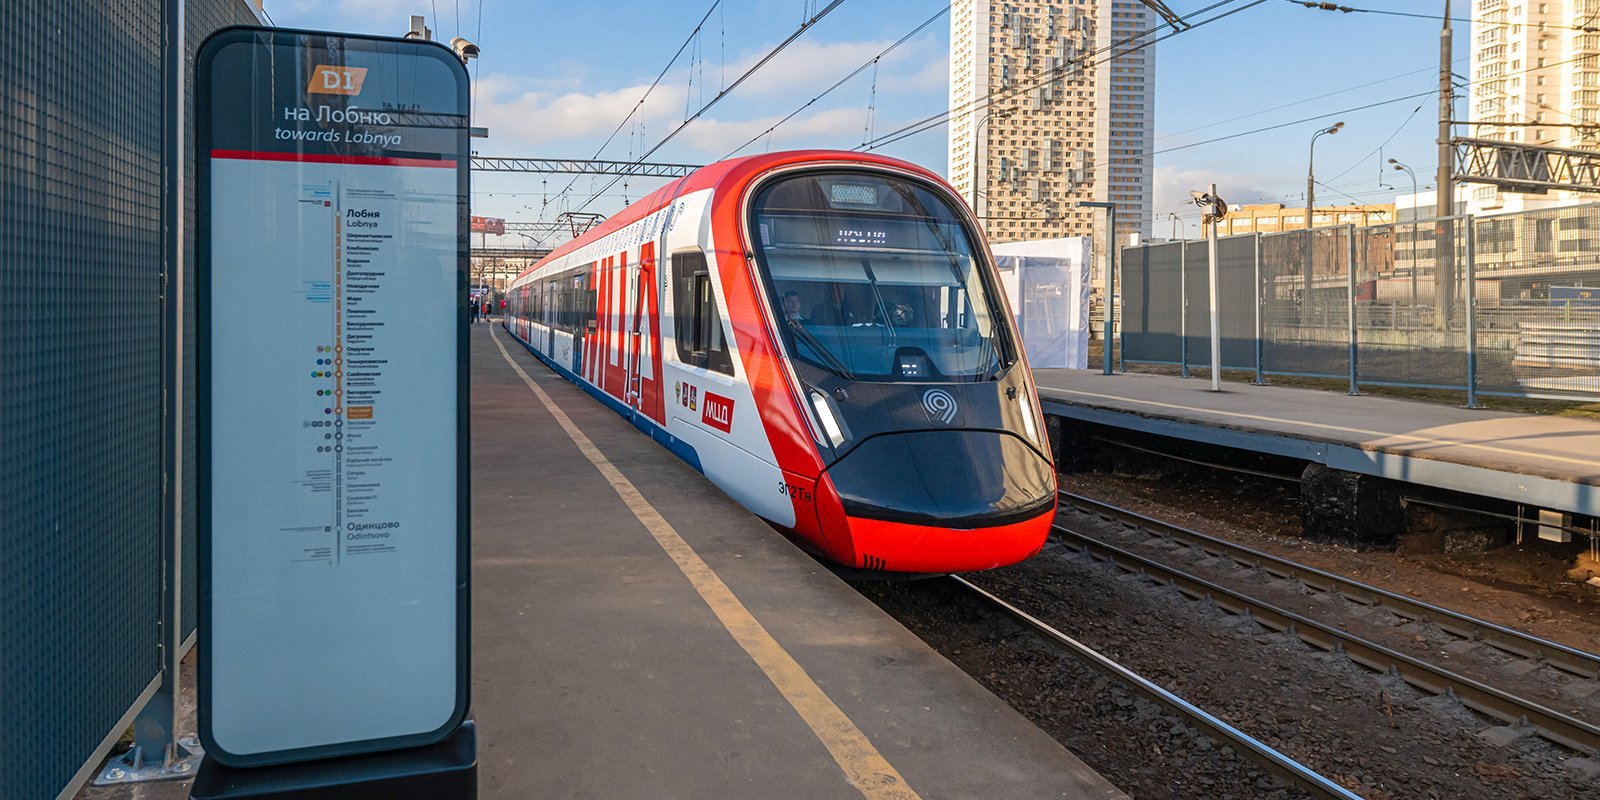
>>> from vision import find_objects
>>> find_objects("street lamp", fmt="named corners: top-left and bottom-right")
top-left (1304, 121), bottom-right (1344, 299)
top-left (1389, 158), bottom-right (1419, 306)
top-left (970, 108), bottom-right (1012, 219)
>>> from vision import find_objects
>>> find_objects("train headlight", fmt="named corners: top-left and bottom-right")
top-left (809, 391), bottom-right (846, 448)
top-left (1018, 390), bottom-right (1040, 445)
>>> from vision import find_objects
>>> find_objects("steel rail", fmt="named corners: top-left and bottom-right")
top-left (1047, 519), bottom-right (1600, 755)
top-left (1058, 490), bottom-right (1600, 681)
top-left (948, 575), bottom-right (1365, 800)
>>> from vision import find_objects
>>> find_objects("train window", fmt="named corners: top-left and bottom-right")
top-left (672, 251), bottom-right (734, 375)
top-left (748, 170), bottom-right (1015, 382)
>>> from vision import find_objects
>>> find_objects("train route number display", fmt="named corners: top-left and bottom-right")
top-left (197, 27), bottom-right (469, 767)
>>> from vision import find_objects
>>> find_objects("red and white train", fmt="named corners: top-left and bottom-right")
top-left (504, 150), bottom-right (1055, 573)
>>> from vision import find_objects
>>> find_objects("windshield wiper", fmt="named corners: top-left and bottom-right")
top-left (787, 319), bottom-right (856, 380)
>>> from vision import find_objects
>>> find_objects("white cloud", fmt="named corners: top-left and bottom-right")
top-left (680, 106), bottom-right (872, 155)
top-left (717, 38), bottom-right (897, 97)
top-left (473, 75), bottom-right (686, 151)
top-left (470, 33), bottom-right (945, 156)
top-left (881, 50), bottom-right (947, 93)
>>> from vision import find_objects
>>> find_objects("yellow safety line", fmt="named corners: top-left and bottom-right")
top-left (489, 325), bottom-right (920, 800)
top-left (1049, 387), bottom-right (1600, 471)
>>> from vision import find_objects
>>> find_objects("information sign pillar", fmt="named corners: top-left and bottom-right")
top-left (192, 26), bottom-right (474, 797)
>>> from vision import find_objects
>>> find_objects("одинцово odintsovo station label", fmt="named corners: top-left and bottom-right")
top-left (197, 27), bottom-right (469, 768)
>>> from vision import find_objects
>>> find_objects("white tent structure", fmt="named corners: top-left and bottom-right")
top-left (991, 237), bottom-right (1092, 369)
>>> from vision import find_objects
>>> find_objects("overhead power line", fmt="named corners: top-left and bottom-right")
top-left (547, 1), bottom-right (723, 214)
top-left (572, 0), bottom-right (848, 213)
top-left (1145, 46), bottom-right (1600, 165)
top-left (1137, 0), bottom-right (1190, 30)
top-left (1286, 0), bottom-right (1600, 33)
top-left (1144, 90), bottom-right (1437, 160)
top-left (723, 4), bottom-right (951, 159)
top-left (1322, 91), bottom-right (1434, 185)
top-left (1156, 61), bottom-right (1456, 142)
top-left (859, 0), bottom-right (1267, 153)
top-left (1458, 120), bottom-right (1600, 130)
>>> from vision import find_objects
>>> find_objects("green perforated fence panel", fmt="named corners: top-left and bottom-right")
top-left (1, 2), bottom-right (257, 797)
top-left (1, 3), bottom-right (164, 798)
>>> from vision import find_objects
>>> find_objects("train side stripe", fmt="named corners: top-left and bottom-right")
top-left (488, 325), bottom-right (921, 800)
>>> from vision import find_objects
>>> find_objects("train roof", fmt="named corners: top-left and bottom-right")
top-left (510, 149), bottom-right (946, 284)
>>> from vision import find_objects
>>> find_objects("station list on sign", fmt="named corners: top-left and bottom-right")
top-left (211, 166), bottom-right (456, 568)
top-left (207, 153), bottom-right (461, 753)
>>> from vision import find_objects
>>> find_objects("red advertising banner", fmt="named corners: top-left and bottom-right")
top-left (470, 215), bottom-right (505, 235)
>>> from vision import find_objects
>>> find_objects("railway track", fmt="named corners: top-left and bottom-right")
top-left (948, 575), bottom-right (1362, 800)
top-left (1053, 490), bottom-right (1600, 755)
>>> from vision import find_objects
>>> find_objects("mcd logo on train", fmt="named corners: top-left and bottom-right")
top-left (701, 392), bottom-right (734, 433)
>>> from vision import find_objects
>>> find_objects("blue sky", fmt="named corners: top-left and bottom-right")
top-left (268, 0), bottom-right (1463, 242)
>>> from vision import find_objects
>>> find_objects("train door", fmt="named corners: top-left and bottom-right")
top-left (571, 273), bottom-right (587, 375)
top-left (625, 245), bottom-right (662, 421)
top-left (541, 279), bottom-right (554, 354)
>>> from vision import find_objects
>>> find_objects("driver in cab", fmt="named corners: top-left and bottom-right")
top-left (783, 290), bottom-right (810, 323)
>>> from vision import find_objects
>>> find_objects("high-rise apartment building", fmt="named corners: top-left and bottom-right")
top-left (1466, 0), bottom-right (1599, 213)
top-left (948, 0), bottom-right (1155, 248)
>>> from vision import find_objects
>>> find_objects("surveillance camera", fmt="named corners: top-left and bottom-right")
top-left (450, 36), bottom-right (480, 62)
top-left (1189, 189), bottom-right (1210, 202)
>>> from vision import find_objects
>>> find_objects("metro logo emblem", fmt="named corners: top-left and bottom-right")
top-left (922, 388), bottom-right (958, 424)
top-left (308, 65), bottom-right (368, 96)
top-left (701, 392), bottom-right (734, 433)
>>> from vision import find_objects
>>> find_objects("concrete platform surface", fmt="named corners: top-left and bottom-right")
top-left (1033, 369), bottom-right (1600, 516)
top-left (476, 323), bottom-right (1125, 799)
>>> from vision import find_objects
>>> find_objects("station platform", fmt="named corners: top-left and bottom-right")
top-left (475, 322), bottom-right (1125, 799)
top-left (1032, 369), bottom-right (1600, 519)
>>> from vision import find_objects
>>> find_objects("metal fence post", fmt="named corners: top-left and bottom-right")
top-left (1117, 239), bottom-right (1126, 373)
top-left (1464, 215), bottom-right (1483, 408)
top-left (1179, 240), bottom-right (1190, 378)
top-left (98, 0), bottom-right (203, 786)
top-left (1253, 233), bottom-right (1265, 385)
top-left (1347, 223), bottom-right (1361, 395)
top-left (1104, 205), bottom-right (1116, 375)
top-left (111, 0), bottom-right (201, 783)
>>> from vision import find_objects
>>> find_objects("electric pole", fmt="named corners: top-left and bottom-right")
top-left (1436, 0), bottom-right (1455, 326)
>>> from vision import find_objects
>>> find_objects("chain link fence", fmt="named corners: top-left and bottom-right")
top-left (1119, 203), bottom-right (1600, 403)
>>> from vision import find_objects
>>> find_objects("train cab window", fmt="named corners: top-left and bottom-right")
top-left (749, 170), bottom-right (1015, 382)
top-left (672, 251), bottom-right (734, 375)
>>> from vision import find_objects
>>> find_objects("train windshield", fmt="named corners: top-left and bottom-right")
top-left (749, 171), bottom-right (1014, 383)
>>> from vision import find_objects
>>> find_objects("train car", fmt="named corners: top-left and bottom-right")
top-left (503, 150), bottom-right (1056, 573)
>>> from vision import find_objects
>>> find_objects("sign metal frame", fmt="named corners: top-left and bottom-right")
top-left (194, 25), bottom-right (471, 768)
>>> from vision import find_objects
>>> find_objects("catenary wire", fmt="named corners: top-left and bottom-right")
top-left (722, 4), bottom-right (951, 159)
top-left (859, 0), bottom-right (1266, 153)
top-left (1321, 91), bottom-right (1433, 185)
top-left (570, 0), bottom-right (849, 213)
top-left (546, 1), bottom-right (724, 216)
top-left (1284, 0), bottom-right (1600, 33)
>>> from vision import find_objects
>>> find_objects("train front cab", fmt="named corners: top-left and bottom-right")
top-left (745, 165), bottom-right (1056, 574)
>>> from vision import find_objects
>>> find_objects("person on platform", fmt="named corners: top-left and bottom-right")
top-left (470, 299), bottom-right (481, 324)
top-left (810, 283), bottom-right (856, 326)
